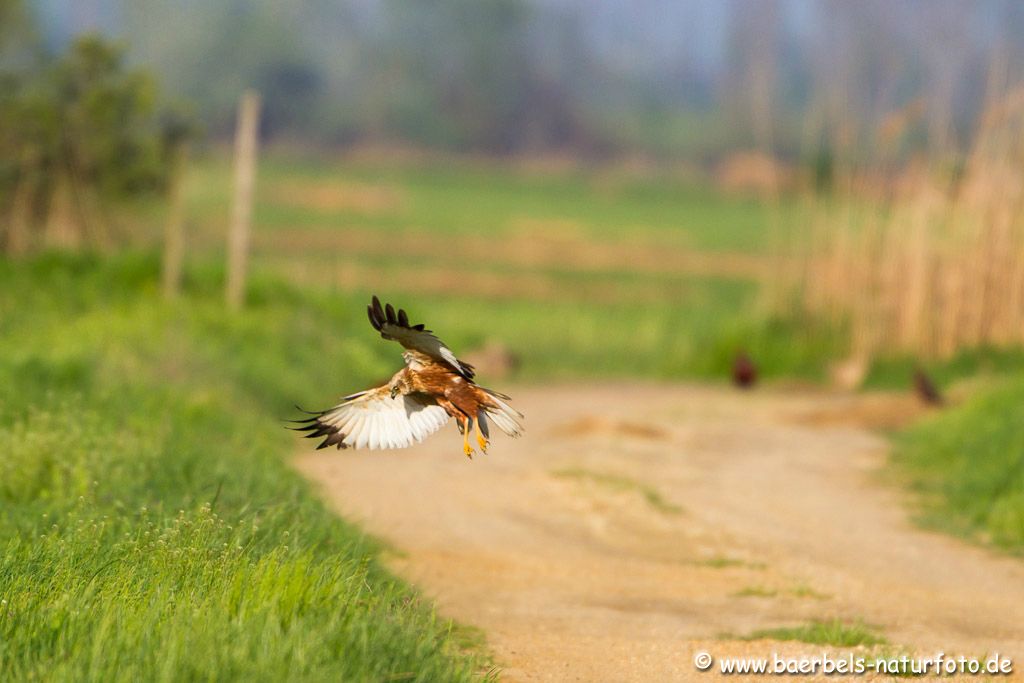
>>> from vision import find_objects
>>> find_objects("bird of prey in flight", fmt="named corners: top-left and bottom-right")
top-left (293, 296), bottom-right (523, 458)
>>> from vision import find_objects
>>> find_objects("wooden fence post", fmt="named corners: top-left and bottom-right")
top-left (226, 90), bottom-right (261, 310)
top-left (5, 149), bottom-right (37, 256)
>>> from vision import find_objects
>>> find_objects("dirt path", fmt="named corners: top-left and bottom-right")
top-left (295, 384), bottom-right (1024, 681)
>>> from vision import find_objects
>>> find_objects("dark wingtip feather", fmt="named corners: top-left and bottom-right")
top-left (398, 308), bottom-right (410, 327)
top-left (286, 405), bottom-right (327, 430)
top-left (413, 323), bottom-right (426, 331)
top-left (371, 296), bottom-right (386, 325)
top-left (385, 303), bottom-right (397, 324)
top-left (290, 401), bottom-right (354, 450)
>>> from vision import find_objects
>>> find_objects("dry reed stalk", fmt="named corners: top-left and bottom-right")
top-left (844, 193), bottom-right (882, 362)
top-left (791, 79), bottom-right (1024, 364)
top-left (1004, 218), bottom-right (1024, 345)
top-left (800, 212), bottom-right (826, 314)
top-left (935, 244), bottom-right (962, 359)
top-left (983, 181), bottom-right (1014, 344)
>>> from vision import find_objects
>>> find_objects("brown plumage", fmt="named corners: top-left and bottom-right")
top-left (291, 296), bottom-right (523, 458)
top-left (732, 352), bottom-right (757, 389)
top-left (913, 367), bottom-right (944, 406)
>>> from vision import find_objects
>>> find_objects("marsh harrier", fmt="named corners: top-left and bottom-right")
top-left (292, 296), bottom-right (523, 457)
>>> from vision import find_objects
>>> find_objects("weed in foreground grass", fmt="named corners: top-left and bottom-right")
top-left (789, 584), bottom-right (831, 600)
top-left (551, 467), bottom-right (683, 514)
top-left (693, 556), bottom-right (767, 570)
top-left (734, 619), bottom-right (887, 647)
top-left (731, 585), bottom-right (778, 598)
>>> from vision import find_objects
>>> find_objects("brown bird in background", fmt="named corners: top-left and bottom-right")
top-left (732, 352), bottom-right (757, 388)
top-left (913, 367), bottom-right (944, 406)
top-left (292, 296), bottom-right (523, 458)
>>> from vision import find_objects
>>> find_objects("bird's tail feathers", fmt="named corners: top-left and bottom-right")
top-left (481, 389), bottom-right (524, 438)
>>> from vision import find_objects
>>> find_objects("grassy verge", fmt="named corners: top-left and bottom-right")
top-left (0, 253), bottom-right (491, 681)
top-left (863, 347), bottom-right (1024, 392)
top-left (891, 375), bottom-right (1024, 552)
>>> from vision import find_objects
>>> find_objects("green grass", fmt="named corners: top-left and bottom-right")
top-left (730, 584), bottom-right (830, 599)
top-left (693, 556), bottom-right (766, 570)
top-left (789, 584), bottom-right (830, 600)
top-left (736, 619), bottom-right (887, 647)
top-left (551, 467), bottom-right (682, 514)
top-left (891, 374), bottom-right (1024, 552)
top-left (0, 253), bottom-right (491, 682)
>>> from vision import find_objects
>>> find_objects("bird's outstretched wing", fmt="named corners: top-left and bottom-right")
top-left (367, 295), bottom-right (475, 379)
top-left (292, 386), bottom-right (450, 450)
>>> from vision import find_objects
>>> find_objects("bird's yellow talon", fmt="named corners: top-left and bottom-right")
top-left (472, 418), bottom-right (489, 454)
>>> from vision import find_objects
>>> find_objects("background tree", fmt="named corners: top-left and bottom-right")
top-left (1, 30), bottom-right (189, 254)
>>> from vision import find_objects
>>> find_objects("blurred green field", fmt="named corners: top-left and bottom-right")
top-left (186, 154), bottom-right (779, 248)
top-left (150, 154), bottom-right (837, 382)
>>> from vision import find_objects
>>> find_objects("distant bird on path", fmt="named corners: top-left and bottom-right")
top-left (732, 352), bottom-right (758, 388)
top-left (913, 367), bottom-right (944, 406)
top-left (292, 296), bottom-right (523, 458)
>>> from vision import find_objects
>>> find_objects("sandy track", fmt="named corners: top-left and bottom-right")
top-left (295, 384), bottom-right (1024, 681)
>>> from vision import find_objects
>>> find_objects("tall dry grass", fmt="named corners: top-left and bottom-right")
top-left (780, 85), bottom-right (1024, 369)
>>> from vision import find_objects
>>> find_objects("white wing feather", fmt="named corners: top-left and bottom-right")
top-left (296, 386), bottom-right (450, 450)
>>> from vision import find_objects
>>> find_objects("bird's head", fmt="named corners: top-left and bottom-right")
top-left (390, 385), bottom-right (400, 400)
